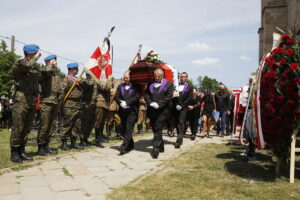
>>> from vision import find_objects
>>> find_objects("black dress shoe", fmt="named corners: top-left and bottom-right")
top-left (191, 135), bottom-right (196, 140)
top-left (119, 146), bottom-right (127, 155)
top-left (151, 148), bottom-right (159, 159)
top-left (174, 143), bottom-right (181, 149)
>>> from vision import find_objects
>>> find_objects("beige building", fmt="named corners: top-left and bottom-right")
top-left (259, 0), bottom-right (300, 61)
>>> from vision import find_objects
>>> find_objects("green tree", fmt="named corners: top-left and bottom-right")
top-left (196, 75), bottom-right (223, 92)
top-left (0, 40), bottom-right (19, 96)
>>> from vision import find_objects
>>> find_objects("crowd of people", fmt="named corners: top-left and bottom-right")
top-left (7, 44), bottom-right (236, 162)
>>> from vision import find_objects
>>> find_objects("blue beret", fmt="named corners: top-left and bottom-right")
top-left (44, 54), bottom-right (57, 62)
top-left (67, 63), bottom-right (79, 69)
top-left (23, 44), bottom-right (39, 54)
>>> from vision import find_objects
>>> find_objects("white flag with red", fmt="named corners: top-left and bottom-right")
top-left (84, 39), bottom-right (112, 81)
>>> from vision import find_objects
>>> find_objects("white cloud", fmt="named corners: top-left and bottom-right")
top-left (187, 42), bottom-right (210, 51)
top-left (192, 57), bottom-right (219, 66)
top-left (239, 55), bottom-right (251, 61)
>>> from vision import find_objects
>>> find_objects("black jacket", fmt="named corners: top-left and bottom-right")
top-left (173, 83), bottom-right (193, 108)
top-left (115, 83), bottom-right (141, 113)
top-left (144, 80), bottom-right (174, 110)
top-left (214, 91), bottom-right (231, 112)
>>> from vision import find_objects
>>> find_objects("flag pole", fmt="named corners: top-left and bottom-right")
top-left (63, 26), bottom-right (116, 104)
top-left (129, 44), bottom-right (142, 68)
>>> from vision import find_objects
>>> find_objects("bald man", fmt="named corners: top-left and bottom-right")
top-left (144, 68), bottom-right (174, 158)
top-left (214, 85), bottom-right (231, 137)
top-left (115, 71), bottom-right (141, 155)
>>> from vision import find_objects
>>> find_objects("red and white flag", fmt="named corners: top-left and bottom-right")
top-left (84, 39), bottom-right (112, 81)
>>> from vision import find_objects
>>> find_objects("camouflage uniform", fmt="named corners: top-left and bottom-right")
top-left (37, 64), bottom-right (61, 147)
top-left (77, 78), bottom-right (97, 142)
top-left (106, 87), bottom-right (121, 136)
top-left (136, 97), bottom-right (147, 134)
top-left (60, 75), bottom-right (84, 143)
top-left (10, 57), bottom-right (41, 147)
top-left (94, 79), bottom-right (113, 142)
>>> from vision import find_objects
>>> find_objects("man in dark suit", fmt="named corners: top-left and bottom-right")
top-left (115, 71), bottom-right (141, 155)
top-left (226, 90), bottom-right (235, 135)
top-left (144, 68), bottom-right (174, 158)
top-left (173, 72), bottom-right (193, 147)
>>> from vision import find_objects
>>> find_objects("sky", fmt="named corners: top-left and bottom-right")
top-left (0, 0), bottom-right (261, 89)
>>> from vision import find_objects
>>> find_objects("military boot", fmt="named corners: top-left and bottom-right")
top-left (71, 137), bottom-right (84, 149)
top-left (10, 146), bottom-right (22, 163)
top-left (20, 145), bottom-right (33, 161)
top-left (106, 125), bottom-right (113, 140)
top-left (61, 139), bottom-right (69, 151)
top-left (37, 144), bottom-right (48, 156)
top-left (46, 143), bottom-right (58, 154)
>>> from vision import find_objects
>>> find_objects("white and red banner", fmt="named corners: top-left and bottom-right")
top-left (84, 39), bottom-right (112, 81)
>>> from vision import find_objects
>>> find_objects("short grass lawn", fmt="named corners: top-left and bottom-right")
top-left (108, 142), bottom-right (300, 200)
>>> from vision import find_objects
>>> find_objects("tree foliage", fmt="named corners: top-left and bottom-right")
top-left (0, 40), bottom-right (19, 96)
top-left (195, 75), bottom-right (224, 92)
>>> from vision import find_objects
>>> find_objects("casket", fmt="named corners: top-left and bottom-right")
top-left (129, 60), bottom-right (173, 84)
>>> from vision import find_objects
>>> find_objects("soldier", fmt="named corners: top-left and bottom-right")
top-left (94, 76), bottom-right (113, 145)
top-left (37, 54), bottom-right (61, 156)
top-left (172, 72), bottom-right (193, 148)
top-left (115, 71), bottom-right (141, 154)
top-left (10, 44), bottom-right (41, 163)
top-left (77, 72), bottom-right (97, 147)
top-left (60, 63), bottom-right (84, 150)
top-left (144, 68), bottom-right (174, 158)
top-left (136, 96), bottom-right (147, 134)
top-left (106, 77), bottom-right (121, 139)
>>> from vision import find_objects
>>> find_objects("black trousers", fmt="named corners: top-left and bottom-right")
top-left (187, 115), bottom-right (199, 135)
top-left (119, 110), bottom-right (137, 150)
top-left (226, 111), bottom-right (234, 134)
top-left (148, 108), bottom-right (168, 150)
top-left (174, 108), bottom-right (188, 144)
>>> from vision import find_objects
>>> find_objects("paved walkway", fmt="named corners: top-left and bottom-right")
top-left (0, 133), bottom-right (230, 200)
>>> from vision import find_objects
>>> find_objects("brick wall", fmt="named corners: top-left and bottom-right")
top-left (259, 0), bottom-right (300, 61)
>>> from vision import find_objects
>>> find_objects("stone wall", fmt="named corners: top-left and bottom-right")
top-left (259, 0), bottom-right (300, 61)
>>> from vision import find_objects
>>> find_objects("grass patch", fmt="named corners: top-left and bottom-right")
top-left (62, 167), bottom-right (73, 178)
top-left (108, 143), bottom-right (300, 200)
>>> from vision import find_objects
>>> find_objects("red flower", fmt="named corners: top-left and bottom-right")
top-left (266, 56), bottom-right (275, 63)
top-left (269, 62), bottom-right (278, 70)
top-left (279, 59), bottom-right (287, 65)
top-left (281, 33), bottom-right (289, 38)
top-left (267, 106), bottom-right (275, 114)
top-left (287, 38), bottom-right (296, 44)
top-left (285, 49), bottom-right (294, 57)
top-left (279, 81), bottom-right (286, 87)
top-left (294, 110), bottom-right (300, 117)
top-left (290, 63), bottom-right (299, 71)
top-left (286, 100), bottom-right (296, 108)
top-left (285, 87), bottom-right (294, 95)
top-left (276, 96), bottom-right (284, 104)
top-left (292, 78), bottom-right (300, 85)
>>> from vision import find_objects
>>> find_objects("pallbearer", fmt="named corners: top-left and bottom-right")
top-left (115, 71), bottom-right (141, 155)
top-left (10, 44), bottom-right (41, 162)
top-left (37, 54), bottom-right (61, 155)
top-left (144, 68), bottom-right (174, 158)
top-left (173, 72), bottom-right (193, 148)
